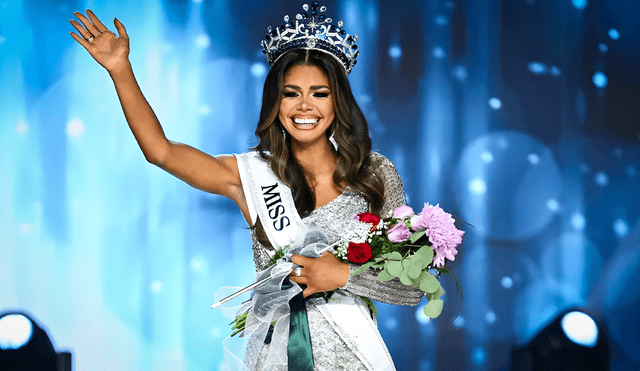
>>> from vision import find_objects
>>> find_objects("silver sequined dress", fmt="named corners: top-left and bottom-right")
top-left (248, 152), bottom-right (424, 370)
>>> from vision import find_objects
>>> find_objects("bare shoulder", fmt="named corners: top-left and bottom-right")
top-left (214, 154), bottom-right (241, 182)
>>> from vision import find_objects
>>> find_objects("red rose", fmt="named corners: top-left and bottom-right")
top-left (356, 212), bottom-right (381, 226)
top-left (346, 242), bottom-right (372, 263)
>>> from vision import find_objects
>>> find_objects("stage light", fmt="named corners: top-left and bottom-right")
top-left (561, 311), bottom-right (598, 348)
top-left (511, 308), bottom-right (609, 371)
top-left (0, 314), bottom-right (33, 350)
top-left (0, 311), bottom-right (72, 371)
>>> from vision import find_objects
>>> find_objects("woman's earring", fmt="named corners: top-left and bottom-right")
top-left (281, 126), bottom-right (287, 140)
top-left (329, 131), bottom-right (338, 151)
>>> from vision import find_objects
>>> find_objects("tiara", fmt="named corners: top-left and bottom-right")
top-left (261, 2), bottom-right (359, 74)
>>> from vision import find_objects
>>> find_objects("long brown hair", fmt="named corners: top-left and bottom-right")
top-left (251, 49), bottom-right (384, 247)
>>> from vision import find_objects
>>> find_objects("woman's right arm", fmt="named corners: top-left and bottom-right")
top-left (69, 10), bottom-right (247, 209)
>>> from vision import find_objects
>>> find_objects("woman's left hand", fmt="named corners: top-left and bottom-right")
top-left (290, 252), bottom-right (350, 298)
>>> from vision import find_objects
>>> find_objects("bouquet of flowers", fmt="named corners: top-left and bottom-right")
top-left (333, 203), bottom-right (464, 318)
top-left (223, 202), bottom-right (465, 338)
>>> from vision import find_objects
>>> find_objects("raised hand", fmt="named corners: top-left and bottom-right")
top-left (69, 10), bottom-right (130, 73)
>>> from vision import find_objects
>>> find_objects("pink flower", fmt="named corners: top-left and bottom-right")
top-left (387, 223), bottom-right (412, 243)
top-left (433, 249), bottom-right (447, 268)
top-left (393, 205), bottom-right (415, 219)
top-left (413, 203), bottom-right (464, 266)
top-left (410, 215), bottom-right (424, 231)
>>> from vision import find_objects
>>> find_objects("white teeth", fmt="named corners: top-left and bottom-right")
top-left (293, 118), bottom-right (318, 125)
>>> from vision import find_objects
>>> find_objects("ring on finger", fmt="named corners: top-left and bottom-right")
top-left (294, 267), bottom-right (302, 277)
top-left (87, 35), bottom-right (95, 43)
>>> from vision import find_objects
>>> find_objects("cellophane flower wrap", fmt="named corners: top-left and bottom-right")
top-left (333, 203), bottom-right (465, 318)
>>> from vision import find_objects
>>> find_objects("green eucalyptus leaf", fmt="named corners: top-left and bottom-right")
top-left (386, 251), bottom-right (403, 261)
top-left (351, 261), bottom-right (375, 276)
top-left (377, 269), bottom-right (395, 282)
top-left (415, 245), bottom-right (434, 261)
top-left (409, 254), bottom-right (429, 269)
top-left (399, 270), bottom-right (416, 286)
top-left (387, 260), bottom-right (403, 277)
top-left (429, 285), bottom-right (446, 300)
top-left (407, 265), bottom-right (423, 280)
top-left (372, 261), bottom-right (385, 269)
top-left (409, 230), bottom-right (426, 244)
top-left (419, 272), bottom-right (440, 293)
top-left (402, 259), bottom-right (413, 270)
top-left (423, 299), bottom-right (444, 318)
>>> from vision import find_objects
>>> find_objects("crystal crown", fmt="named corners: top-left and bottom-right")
top-left (261, 2), bottom-right (359, 74)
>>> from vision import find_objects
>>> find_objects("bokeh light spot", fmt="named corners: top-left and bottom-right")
top-left (546, 198), bottom-right (559, 212)
top-left (195, 34), bottom-right (211, 48)
top-left (489, 97), bottom-right (502, 110)
top-left (453, 65), bottom-right (468, 81)
top-left (472, 347), bottom-right (486, 364)
top-left (15, 120), bottom-right (28, 135)
top-left (151, 281), bottom-right (163, 293)
top-left (480, 151), bottom-right (493, 163)
top-left (190, 257), bottom-right (207, 272)
top-left (528, 153), bottom-right (540, 165)
top-left (501, 276), bottom-right (513, 289)
top-left (608, 28), bottom-right (620, 40)
top-left (66, 118), bottom-right (85, 139)
top-left (452, 315), bottom-right (465, 328)
top-left (594, 172), bottom-right (609, 186)
top-left (199, 104), bottom-right (211, 116)
top-left (415, 305), bottom-right (432, 324)
top-left (613, 218), bottom-right (629, 238)
top-left (612, 148), bottom-right (623, 158)
top-left (528, 62), bottom-right (547, 74)
top-left (385, 317), bottom-right (399, 330)
top-left (469, 178), bottom-right (487, 195)
top-left (571, 212), bottom-right (586, 230)
top-left (435, 15), bottom-right (449, 26)
top-left (571, 0), bottom-right (587, 9)
top-left (19, 223), bottom-right (33, 234)
top-left (592, 72), bottom-right (608, 88)
top-left (485, 311), bottom-right (497, 324)
top-left (432, 46), bottom-right (445, 59)
top-left (250, 62), bottom-right (267, 77)
top-left (598, 43), bottom-right (609, 53)
top-left (388, 45), bottom-right (402, 59)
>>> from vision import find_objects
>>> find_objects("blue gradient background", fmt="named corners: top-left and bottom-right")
top-left (1, 0), bottom-right (639, 370)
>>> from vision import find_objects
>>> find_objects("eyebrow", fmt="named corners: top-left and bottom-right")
top-left (283, 84), bottom-right (331, 91)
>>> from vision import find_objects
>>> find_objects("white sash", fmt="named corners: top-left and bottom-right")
top-left (235, 152), bottom-right (302, 248)
top-left (234, 152), bottom-right (396, 371)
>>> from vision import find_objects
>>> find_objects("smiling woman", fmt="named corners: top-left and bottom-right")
top-left (279, 64), bottom-right (335, 151)
top-left (69, 3), bottom-right (422, 370)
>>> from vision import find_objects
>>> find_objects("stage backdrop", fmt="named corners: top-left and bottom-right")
top-left (1, 0), bottom-right (639, 370)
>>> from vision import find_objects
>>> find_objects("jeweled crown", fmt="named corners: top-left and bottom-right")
top-left (261, 2), bottom-right (359, 74)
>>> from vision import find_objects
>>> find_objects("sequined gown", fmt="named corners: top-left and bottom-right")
top-left (249, 152), bottom-right (424, 370)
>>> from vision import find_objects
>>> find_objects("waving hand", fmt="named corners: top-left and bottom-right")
top-left (69, 10), bottom-right (130, 73)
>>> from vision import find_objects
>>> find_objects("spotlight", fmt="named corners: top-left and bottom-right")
top-left (0, 310), bottom-right (72, 371)
top-left (511, 308), bottom-right (609, 371)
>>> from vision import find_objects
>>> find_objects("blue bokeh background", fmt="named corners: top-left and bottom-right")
top-left (1, 0), bottom-right (639, 370)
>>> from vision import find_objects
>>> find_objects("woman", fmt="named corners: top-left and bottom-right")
top-left (70, 6), bottom-right (422, 370)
